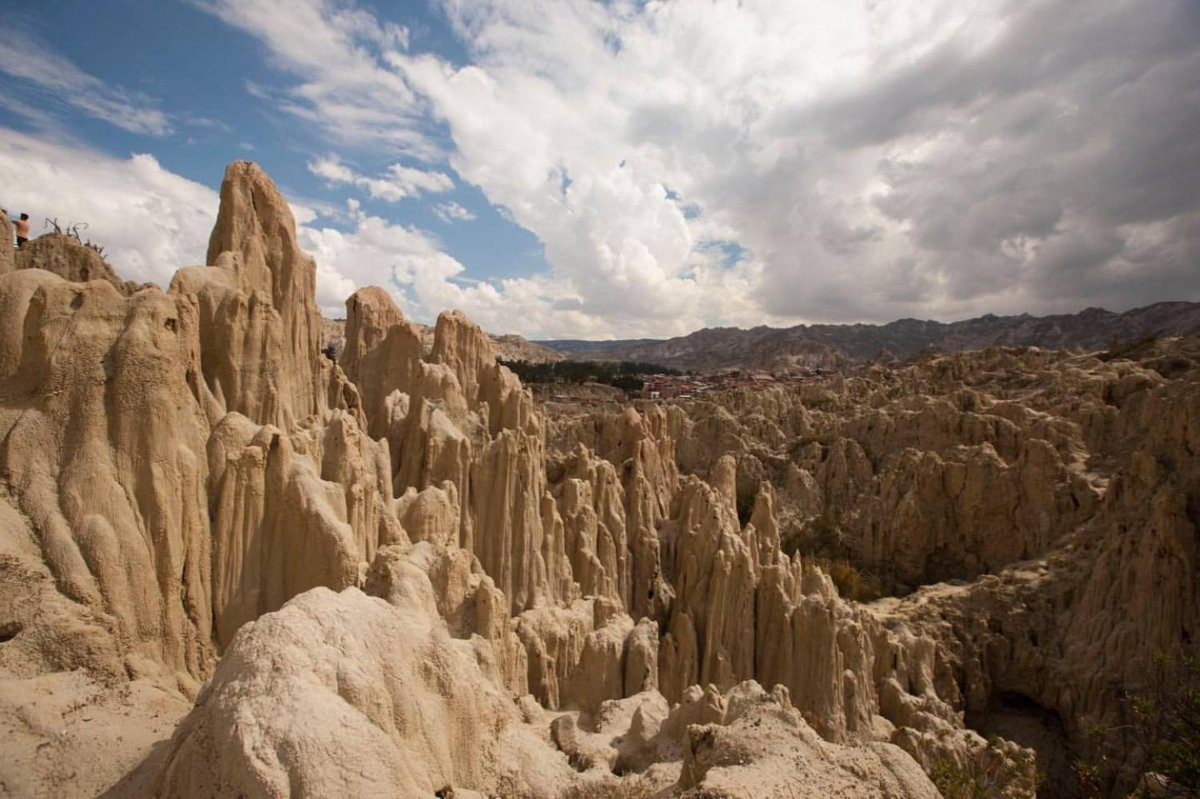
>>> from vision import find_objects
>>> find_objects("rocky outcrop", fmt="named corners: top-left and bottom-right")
top-left (0, 164), bottom-right (396, 703)
top-left (674, 682), bottom-right (939, 798)
top-left (321, 314), bottom-right (565, 369)
top-left (206, 161), bottom-right (325, 423)
top-left (206, 409), bottom-right (402, 649)
top-left (0, 268), bottom-right (59, 378)
top-left (15, 233), bottom-right (131, 294)
top-left (0, 276), bottom-right (216, 689)
top-left (0, 213), bottom-right (15, 275)
top-left (342, 287), bottom-right (565, 616)
top-left (3, 159), bottom-right (1196, 798)
top-left (149, 587), bottom-right (573, 799)
top-left (340, 286), bottom-right (424, 440)
top-left (172, 162), bottom-right (330, 430)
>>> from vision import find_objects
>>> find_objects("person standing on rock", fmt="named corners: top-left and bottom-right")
top-left (8, 212), bottom-right (30, 248)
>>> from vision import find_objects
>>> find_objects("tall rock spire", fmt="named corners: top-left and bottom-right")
top-left (204, 161), bottom-right (324, 425)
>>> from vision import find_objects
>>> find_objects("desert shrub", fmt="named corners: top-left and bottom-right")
top-left (781, 512), bottom-right (842, 560)
top-left (1073, 647), bottom-right (1200, 797)
top-left (930, 740), bottom-right (1039, 799)
top-left (930, 758), bottom-right (991, 799)
top-left (1129, 650), bottom-right (1200, 796)
top-left (823, 559), bottom-right (861, 601)
top-left (815, 558), bottom-right (882, 602)
top-left (779, 514), bottom-right (882, 601)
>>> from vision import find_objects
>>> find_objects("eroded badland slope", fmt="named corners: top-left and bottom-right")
top-left (0, 162), bottom-right (1195, 798)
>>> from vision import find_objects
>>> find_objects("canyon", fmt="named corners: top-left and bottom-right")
top-left (0, 163), bottom-right (1196, 798)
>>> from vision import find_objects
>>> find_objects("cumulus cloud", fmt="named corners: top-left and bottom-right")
top-left (308, 154), bottom-right (454, 202)
top-left (14, 0), bottom-right (1200, 339)
top-left (296, 200), bottom-right (632, 336)
top-left (396, 0), bottom-right (1200, 327)
top-left (0, 29), bottom-right (172, 136)
top-left (0, 128), bottom-right (215, 283)
top-left (194, 0), bottom-right (437, 156)
top-left (0, 126), bottom-right (600, 335)
top-left (433, 201), bottom-right (475, 223)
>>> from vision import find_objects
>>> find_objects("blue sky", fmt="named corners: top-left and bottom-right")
top-left (1, 0), bottom-right (1197, 338)
top-left (1, 0), bottom-right (545, 286)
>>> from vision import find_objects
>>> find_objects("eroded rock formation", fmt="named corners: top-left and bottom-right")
top-left (1, 160), bottom-right (1195, 798)
top-left (15, 233), bottom-right (131, 294)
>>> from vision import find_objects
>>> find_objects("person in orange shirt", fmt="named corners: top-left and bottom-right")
top-left (11, 212), bottom-right (30, 248)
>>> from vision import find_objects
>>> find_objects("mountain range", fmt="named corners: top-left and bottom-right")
top-left (537, 301), bottom-right (1200, 370)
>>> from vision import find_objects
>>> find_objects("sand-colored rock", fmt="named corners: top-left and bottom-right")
top-left (172, 161), bottom-right (328, 429)
top-left (15, 233), bottom-right (131, 294)
top-left (321, 313), bottom-right (565, 369)
top-left (149, 588), bottom-right (574, 799)
top-left (206, 161), bottom-right (324, 422)
top-left (0, 213), bottom-right (13, 275)
top-left (206, 410), bottom-right (393, 649)
top-left (676, 682), bottom-right (939, 798)
top-left (3, 160), bottom-right (1197, 798)
top-left (0, 268), bottom-right (61, 379)
top-left (340, 286), bottom-right (424, 439)
top-left (0, 276), bottom-right (216, 688)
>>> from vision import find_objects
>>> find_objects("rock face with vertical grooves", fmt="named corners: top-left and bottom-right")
top-left (0, 274), bottom-right (217, 689)
top-left (205, 161), bottom-right (325, 425)
top-left (14, 233), bottom-right (130, 293)
top-left (0, 213), bottom-right (13, 275)
top-left (1, 161), bottom-right (1196, 798)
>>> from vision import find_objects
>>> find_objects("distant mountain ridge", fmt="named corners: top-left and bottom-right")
top-left (537, 301), bottom-right (1200, 370)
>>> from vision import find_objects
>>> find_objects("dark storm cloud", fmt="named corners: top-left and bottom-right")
top-left (755, 0), bottom-right (1200, 322)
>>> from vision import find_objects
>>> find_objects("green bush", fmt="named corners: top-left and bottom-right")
top-left (778, 514), bottom-right (882, 601)
top-left (930, 758), bottom-right (991, 799)
top-left (1130, 649), bottom-right (1200, 796)
top-left (499, 359), bottom-right (677, 389)
top-left (781, 513), bottom-right (842, 560)
top-left (929, 743), bottom-right (1039, 799)
top-left (1073, 647), bottom-right (1200, 797)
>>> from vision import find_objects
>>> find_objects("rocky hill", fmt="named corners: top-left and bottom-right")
top-left (0, 162), bottom-right (1195, 798)
top-left (541, 302), bottom-right (1200, 370)
top-left (322, 315), bottom-right (564, 364)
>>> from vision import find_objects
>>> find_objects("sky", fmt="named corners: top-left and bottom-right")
top-left (0, 0), bottom-right (1197, 340)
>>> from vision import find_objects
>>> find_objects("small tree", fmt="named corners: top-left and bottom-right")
top-left (1075, 648), bottom-right (1200, 797)
top-left (1128, 650), bottom-right (1200, 796)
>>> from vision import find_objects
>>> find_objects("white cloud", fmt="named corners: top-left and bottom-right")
top-left (0, 29), bottom-right (172, 136)
top-left (195, 0), bottom-right (435, 156)
top-left (308, 154), bottom-right (454, 202)
top-left (296, 201), bottom-right (609, 335)
top-left (399, 0), bottom-right (1197, 326)
top-left (15, 0), bottom-right (1199, 339)
top-left (0, 127), bottom-right (597, 337)
top-left (0, 128), bottom-right (215, 284)
top-left (433, 201), bottom-right (475, 223)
